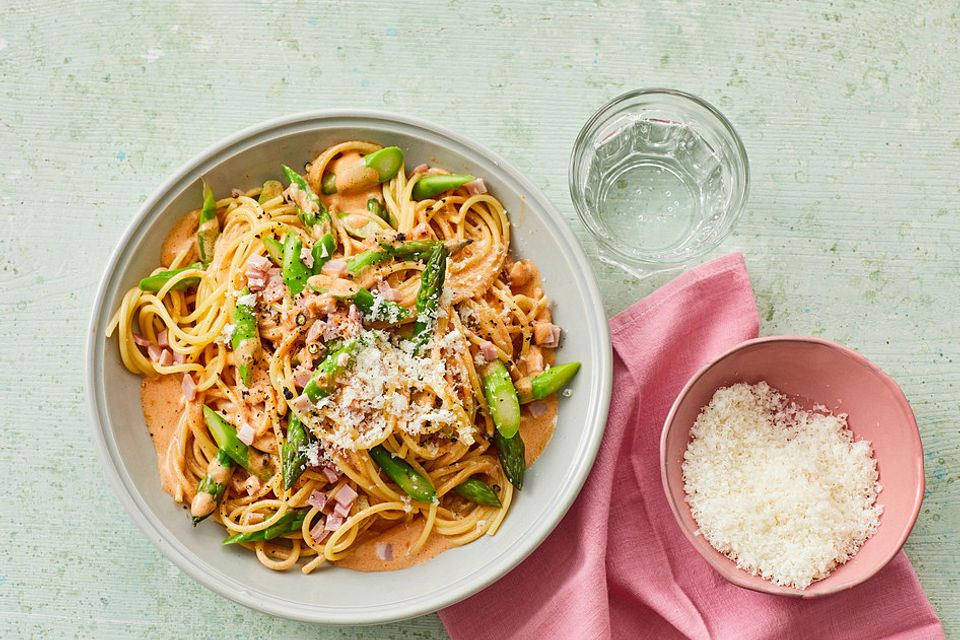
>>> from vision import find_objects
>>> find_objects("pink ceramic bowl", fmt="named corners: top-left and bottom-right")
top-left (660, 336), bottom-right (925, 597)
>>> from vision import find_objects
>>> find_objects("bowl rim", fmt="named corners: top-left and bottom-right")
top-left (84, 109), bottom-right (613, 623)
top-left (658, 334), bottom-right (925, 598)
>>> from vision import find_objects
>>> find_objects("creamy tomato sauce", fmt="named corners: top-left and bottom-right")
top-left (142, 374), bottom-right (191, 499)
top-left (321, 151), bottom-right (381, 214)
top-left (161, 209), bottom-right (199, 267)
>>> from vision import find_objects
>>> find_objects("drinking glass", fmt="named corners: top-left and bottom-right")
top-left (569, 89), bottom-right (749, 279)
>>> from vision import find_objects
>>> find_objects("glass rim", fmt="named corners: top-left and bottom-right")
top-left (569, 88), bottom-right (750, 270)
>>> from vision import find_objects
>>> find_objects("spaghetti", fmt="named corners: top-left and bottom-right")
top-left (106, 141), bottom-right (574, 572)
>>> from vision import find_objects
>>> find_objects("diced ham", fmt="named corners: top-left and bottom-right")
top-left (237, 423), bottom-right (256, 446)
top-left (158, 348), bottom-right (174, 367)
top-left (262, 269), bottom-right (286, 303)
top-left (307, 490), bottom-right (328, 511)
top-left (244, 475), bottom-right (261, 496)
top-left (323, 321), bottom-right (341, 342)
top-left (132, 332), bottom-right (152, 347)
top-left (529, 400), bottom-right (549, 417)
top-left (301, 293), bottom-right (338, 317)
top-left (229, 474), bottom-right (247, 493)
top-left (243, 512), bottom-right (265, 525)
top-left (310, 520), bottom-right (330, 543)
top-left (515, 377), bottom-right (533, 400)
top-left (384, 289), bottom-right (403, 303)
top-left (172, 350), bottom-right (186, 364)
top-left (333, 501), bottom-right (351, 518)
top-left (181, 374), bottom-right (197, 401)
top-left (306, 320), bottom-right (326, 343)
top-left (463, 178), bottom-right (487, 195)
top-left (325, 513), bottom-right (344, 531)
top-left (246, 254), bottom-right (271, 272)
top-left (293, 365), bottom-right (313, 389)
top-left (335, 484), bottom-right (358, 508)
top-left (533, 321), bottom-right (561, 348)
top-left (290, 393), bottom-right (314, 414)
top-left (509, 261), bottom-right (535, 288)
top-left (321, 465), bottom-right (340, 484)
top-left (375, 280), bottom-right (402, 302)
top-left (321, 259), bottom-right (348, 277)
top-left (246, 268), bottom-right (268, 281)
top-left (525, 346), bottom-right (544, 375)
top-left (412, 163), bottom-right (429, 173)
top-left (478, 340), bottom-right (498, 363)
top-left (245, 255), bottom-right (272, 290)
top-left (375, 542), bottom-right (394, 561)
top-left (300, 246), bottom-right (314, 269)
top-left (157, 329), bottom-right (169, 347)
top-left (347, 304), bottom-right (361, 324)
top-left (147, 343), bottom-right (162, 362)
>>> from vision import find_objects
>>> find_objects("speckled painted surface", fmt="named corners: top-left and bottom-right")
top-left (1, 1), bottom-right (957, 637)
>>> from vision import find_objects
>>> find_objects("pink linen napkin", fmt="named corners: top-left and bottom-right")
top-left (440, 253), bottom-right (944, 640)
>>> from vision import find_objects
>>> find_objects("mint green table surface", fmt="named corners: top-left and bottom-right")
top-left (2, 1), bottom-right (956, 637)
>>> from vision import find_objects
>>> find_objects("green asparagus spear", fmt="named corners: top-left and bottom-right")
top-left (321, 172), bottom-right (337, 195)
top-left (382, 239), bottom-right (442, 259)
top-left (454, 478), bottom-right (502, 507)
top-left (494, 429), bottom-right (525, 490)
top-left (302, 339), bottom-right (359, 403)
top-left (306, 276), bottom-right (409, 323)
top-left (281, 232), bottom-right (310, 297)
top-left (531, 362), bottom-right (581, 399)
top-left (231, 287), bottom-right (260, 387)
top-left (411, 174), bottom-right (474, 201)
top-left (369, 445), bottom-right (436, 503)
top-left (281, 413), bottom-right (309, 491)
top-left (203, 405), bottom-right (273, 482)
top-left (353, 287), bottom-right (410, 323)
top-left (362, 146), bottom-right (404, 182)
top-left (222, 508), bottom-right (308, 544)
top-left (197, 180), bottom-right (219, 268)
top-left (346, 238), bottom-right (470, 274)
top-left (281, 164), bottom-right (330, 231)
top-left (411, 244), bottom-right (449, 354)
top-left (311, 233), bottom-right (337, 275)
top-left (345, 240), bottom-right (438, 274)
top-left (190, 449), bottom-right (235, 525)
top-left (482, 360), bottom-right (521, 438)
top-left (345, 246), bottom-right (395, 274)
top-left (258, 179), bottom-right (283, 204)
top-left (262, 237), bottom-right (284, 264)
top-left (367, 197), bottom-right (397, 227)
top-left (138, 263), bottom-right (201, 292)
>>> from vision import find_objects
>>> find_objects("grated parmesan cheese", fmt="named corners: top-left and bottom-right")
top-left (220, 323), bottom-right (236, 342)
top-left (682, 381), bottom-right (882, 590)
top-left (298, 328), bottom-right (476, 450)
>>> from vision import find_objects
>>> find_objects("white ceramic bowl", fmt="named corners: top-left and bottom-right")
top-left (85, 110), bottom-right (612, 624)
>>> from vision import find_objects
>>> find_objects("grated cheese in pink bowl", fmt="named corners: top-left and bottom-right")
top-left (681, 381), bottom-right (882, 590)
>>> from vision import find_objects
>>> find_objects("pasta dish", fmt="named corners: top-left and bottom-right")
top-left (107, 141), bottom-right (580, 572)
